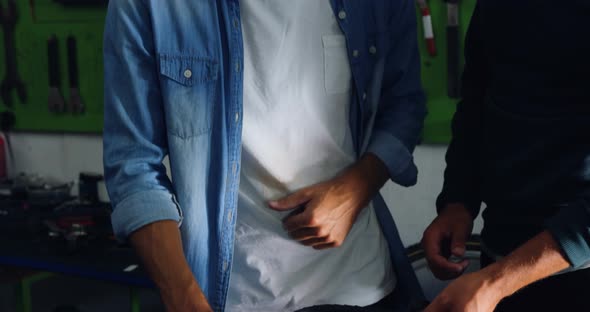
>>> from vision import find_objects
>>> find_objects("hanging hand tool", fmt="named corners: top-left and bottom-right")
top-left (417, 0), bottom-right (436, 56)
top-left (0, 0), bottom-right (27, 108)
top-left (52, 0), bottom-right (109, 6)
top-left (445, 0), bottom-right (461, 98)
top-left (67, 36), bottom-right (84, 114)
top-left (47, 35), bottom-right (66, 113)
top-left (28, 0), bottom-right (36, 23)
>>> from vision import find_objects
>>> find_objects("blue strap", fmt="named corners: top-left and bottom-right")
top-left (373, 194), bottom-right (425, 310)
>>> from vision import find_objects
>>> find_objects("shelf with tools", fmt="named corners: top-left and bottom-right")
top-left (0, 0), bottom-right (106, 133)
top-left (416, 0), bottom-right (476, 144)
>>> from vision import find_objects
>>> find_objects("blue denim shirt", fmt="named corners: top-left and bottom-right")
top-left (103, 0), bottom-right (426, 310)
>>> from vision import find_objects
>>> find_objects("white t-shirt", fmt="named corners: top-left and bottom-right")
top-left (226, 1), bottom-right (395, 311)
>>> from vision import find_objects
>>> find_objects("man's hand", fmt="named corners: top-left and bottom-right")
top-left (130, 221), bottom-right (213, 312)
top-left (268, 154), bottom-right (389, 250)
top-left (422, 203), bottom-right (474, 280)
top-left (425, 231), bottom-right (570, 312)
top-left (424, 270), bottom-right (503, 312)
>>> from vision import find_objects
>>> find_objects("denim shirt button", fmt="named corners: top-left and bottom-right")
top-left (338, 10), bottom-right (347, 20)
top-left (183, 69), bottom-right (192, 79)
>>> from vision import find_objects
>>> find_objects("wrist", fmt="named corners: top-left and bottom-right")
top-left (160, 278), bottom-right (193, 299)
top-left (440, 203), bottom-right (474, 221)
top-left (354, 153), bottom-right (389, 194)
top-left (161, 279), bottom-right (211, 311)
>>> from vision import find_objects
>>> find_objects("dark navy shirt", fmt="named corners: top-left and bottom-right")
top-left (438, 0), bottom-right (590, 266)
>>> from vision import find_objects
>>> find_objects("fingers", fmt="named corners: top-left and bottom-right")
top-left (283, 213), bottom-right (340, 250)
top-left (283, 211), bottom-right (315, 232)
top-left (430, 254), bottom-right (467, 280)
top-left (300, 237), bottom-right (329, 247)
top-left (422, 223), bottom-right (467, 280)
top-left (288, 228), bottom-right (337, 250)
top-left (272, 182), bottom-right (349, 251)
top-left (312, 242), bottom-right (336, 250)
top-left (450, 225), bottom-right (469, 258)
top-left (268, 189), bottom-right (311, 211)
top-left (289, 227), bottom-right (327, 241)
top-left (287, 219), bottom-right (342, 249)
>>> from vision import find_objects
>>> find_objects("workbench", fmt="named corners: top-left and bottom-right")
top-left (0, 198), bottom-right (159, 312)
top-left (0, 235), bottom-right (155, 311)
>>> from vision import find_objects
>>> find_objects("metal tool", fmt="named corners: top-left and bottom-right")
top-left (67, 36), bottom-right (84, 114)
top-left (53, 0), bottom-right (109, 6)
top-left (445, 0), bottom-right (461, 98)
top-left (417, 0), bottom-right (436, 56)
top-left (0, 0), bottom-right (27, 108)
top-left (28, 0), bottom-right (36, 23)
top-left (47, 35), bottom-right (66, 113)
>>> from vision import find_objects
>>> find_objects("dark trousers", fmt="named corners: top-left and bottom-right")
top-left (481, 253), bottom-right (590, 311)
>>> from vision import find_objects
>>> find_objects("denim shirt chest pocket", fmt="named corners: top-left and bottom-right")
top-left (158, 54), bottom-right (219, 138)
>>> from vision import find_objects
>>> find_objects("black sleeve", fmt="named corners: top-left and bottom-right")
top-left (436, 3), bottom-right (488, 218)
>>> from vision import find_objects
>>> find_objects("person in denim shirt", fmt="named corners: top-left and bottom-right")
top-left (103, 1), bottom-right (426, 311)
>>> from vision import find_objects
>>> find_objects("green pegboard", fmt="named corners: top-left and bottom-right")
top-left (1, 0), bottom-right (106, 133)
top-left (416, 1), bottom-right (476, 144)
top-left (1, 1), bottom-right (475, 135)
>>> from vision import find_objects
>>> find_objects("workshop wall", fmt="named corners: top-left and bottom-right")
top-left (2, 0), bottom-right (483, 245)
top-left (1, 0), bottom-right (476, 144)
top-left (0, 0), bottom-right (107, 132)
top-left (8, 132), bottom-right (484, 247)
top-left (2, 1), bottom-right (481, 310)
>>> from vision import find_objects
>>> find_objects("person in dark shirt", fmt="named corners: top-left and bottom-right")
top-left (422, 1), bottom-right (590, 311)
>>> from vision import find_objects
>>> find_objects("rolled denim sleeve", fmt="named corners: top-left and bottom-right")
top-left (103, 0), bottom-right (181, 241)
top-left (546, 195), bottom-right (590, 268)
top-left (367, 0), bottom-right (427, 187)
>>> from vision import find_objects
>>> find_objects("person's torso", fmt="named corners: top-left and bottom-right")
top-left (132, 1), bottom-right (412, 309)
top-left (480, 0), bottom-right (590, 114)
top-left (474, 0), bottom-right (590, 253)
top-left (226, 2), bottom-right (394, 311)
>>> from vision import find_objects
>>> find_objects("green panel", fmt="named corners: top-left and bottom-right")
top-left (129, 287), bottom-right (141, 312)
top-left (1, 1), bottom-right (475, 135)
top-left (15, 272), bottom-right (55, 312)
top-left (417, 1), bottom-right (476, 144)
top-left (1, 0), bottom-right (106, 133)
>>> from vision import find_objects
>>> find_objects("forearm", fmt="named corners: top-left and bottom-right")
top-left (130, 221), bottom-right (209, 308)
top-left (482, 231), bottom-right (570, 300)
top-left (357, 153), bottom-right (390, 193)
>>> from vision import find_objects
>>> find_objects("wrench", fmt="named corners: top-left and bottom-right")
top-left (0, 0), bottom-right (27, 108)
top-left (67, 36), bottom-right (84, 114)
top-left (47, 35), bottom-right (65, 113)
top-left (445, 0), bottom-right (461, 99)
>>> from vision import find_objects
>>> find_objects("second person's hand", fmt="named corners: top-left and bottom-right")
top-left (421, 203), bottom-right (474, 280)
